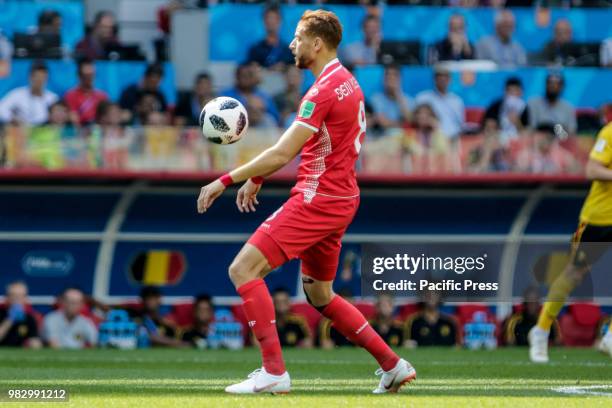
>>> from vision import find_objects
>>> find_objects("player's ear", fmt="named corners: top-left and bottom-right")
top-left (313, 37), bottom-right (323, 52)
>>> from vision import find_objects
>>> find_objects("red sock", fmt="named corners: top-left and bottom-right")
top-left (321, 295), bottom-right (399, 371)
top-left (237, 279), bottom-right (285, 375)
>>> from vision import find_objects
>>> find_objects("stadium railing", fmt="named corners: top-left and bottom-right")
top-left (0, 125), bottom-right (596, 182)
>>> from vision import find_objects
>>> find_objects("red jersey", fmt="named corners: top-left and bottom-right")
top-left (65, 87), bottom-right (108, 125)
top-left (293, 58), bottom-right (366, 203)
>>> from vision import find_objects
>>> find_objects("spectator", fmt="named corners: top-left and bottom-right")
top-left (403, 104), bottom-right (457, 174)
top-left (155, 0), bottom-right (185, 61)
top-left (37, 10), bottom-right (62, 36)
top-left (540, 19), bottom-right (576, 66)
top-left (469, 127), bottom-right (513, 173)
top-left (25, 101), bottom-right (75, 169)
top-left (272, 288), bottom-right (312, 348)
top-left (0, 61), bottom-right (58, 125)
top-left (65, 59), bottom-right (108, 125)
top-left (246, 6), bottom-right (293, 69)
top-left (370, 295), bottom-right (404, 348)
top-left (128, 286), bottom-right (187, 348)
top-left (415, 66), bottom-right (465, 139)
top-left (43, 288), bottom-right (97, 349)
top-left (47, 100), bottom-right (79, 131)
top-left (131, 92), bottom-right (165, 126)
top-left (475, 10), bottom-right (526, 68)
top-left (247, 94), bottom-right (278, 130)
top-left (430, 14), bottom-right (474, 64)
top-left (0, 281), bottom-right (42, 348)
top-left (96, 101), bottom-right (133, 169)
top-left (502, 286), bottom-right (560, 346)
top-left (371, 64), bottom-right (412, 129)
top-left (515, 124), bottom-right (580, 174)
top-left (0, 30), bottom-right (12, 77)
top-left (223, 63), bottom-right (279, 123)
top-left (528, 73), bottom-right (577, 135)
top-left (482, 77), bottom-right (529, 143)
top-left (600, 38), bottom-right (612, 67)
top-left (181, 294), bottom-right (214, 348)
top-left (340, 14), bottom-right (381, 66)
top-left (174, 72), bottom-right (215, 127)
top-left (120, 63), bottom-right (167, 119)
top-left (75, 11), bottom-right (121, 60)
top-left (144, 110), bottom-right (169, 127)
top-left (274, 65), bottom-right (303, 128)
top-left (404, 290), bottom-right (459, 347)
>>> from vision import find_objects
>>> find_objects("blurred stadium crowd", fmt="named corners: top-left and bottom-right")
top-left (0, 3), bottom-right (610, 174)
top-left (1, 280), bottom-right (610, 350)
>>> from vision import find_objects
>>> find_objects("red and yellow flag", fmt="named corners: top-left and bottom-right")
top-left (129, 250), bottom-right (185, 286)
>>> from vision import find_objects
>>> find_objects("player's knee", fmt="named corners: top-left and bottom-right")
top-left (228, 260), bottom-right (257, 287)
top-left (564, 263), bottom-right (589, 285)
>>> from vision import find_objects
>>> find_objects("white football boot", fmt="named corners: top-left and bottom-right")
top-left (372, 358), bottom-right (417, 394)
top-left (528, 326), bottom-right (550, 363)
top-left (597, 329), bottom-right (612, 358)
top-left (225, 367), bottom-right (290, 394)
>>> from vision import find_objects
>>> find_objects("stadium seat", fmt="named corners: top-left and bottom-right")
top-left (455, 304), bottom-right (495, 326)
top-left (559, 303), bottom-right (602, 347)
top-left (168, 302), bottom-right (195, 328)
top-left (290, 302), bottom-right (322, 335)
top-left (397, 303), bottom-right (420, 321)
top-left (465, 107), bottom-right (485, 128)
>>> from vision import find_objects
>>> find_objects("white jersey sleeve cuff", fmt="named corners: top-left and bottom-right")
top-left (294, 121), bottom-right (318, 132)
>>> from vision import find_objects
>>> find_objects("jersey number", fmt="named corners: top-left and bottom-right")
top-left (354, 101), bottom-right (366, 154)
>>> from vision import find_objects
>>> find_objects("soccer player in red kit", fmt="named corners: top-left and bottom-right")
top-left (197, 9), bottom-right (416, 394)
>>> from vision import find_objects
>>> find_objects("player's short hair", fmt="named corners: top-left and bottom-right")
top-left (298, 9), bottom-right (343, 50)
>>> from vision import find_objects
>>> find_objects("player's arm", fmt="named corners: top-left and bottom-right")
top-left (230, 122), bottom-right (312, 182)
top-left (585, 159), bottom-right (612, 181)
top-left (197, 123), bottom-right (313, 213)
top-left (585, 129), bottom-right (612, 181)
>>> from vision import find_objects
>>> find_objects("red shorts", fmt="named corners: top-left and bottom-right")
top-left (247, 190), bottom-right (359, 281)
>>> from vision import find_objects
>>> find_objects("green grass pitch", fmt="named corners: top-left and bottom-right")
top-left (0, 347), bottom-right (610, 407)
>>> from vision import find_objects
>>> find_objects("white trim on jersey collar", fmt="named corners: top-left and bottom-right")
top-left (317, 58), bottom-right (341, 81)
top-left (319, 65), bottom-right (343, 83)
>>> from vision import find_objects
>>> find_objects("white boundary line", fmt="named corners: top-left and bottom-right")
top-left (552, 385), bottom-right (612, 397)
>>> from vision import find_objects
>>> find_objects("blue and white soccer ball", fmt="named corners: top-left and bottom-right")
top-left (199, 96), bottom-right (249, 145)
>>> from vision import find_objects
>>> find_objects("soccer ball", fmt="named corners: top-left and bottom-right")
top-left (199, 96), bottom-right (248, 145)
